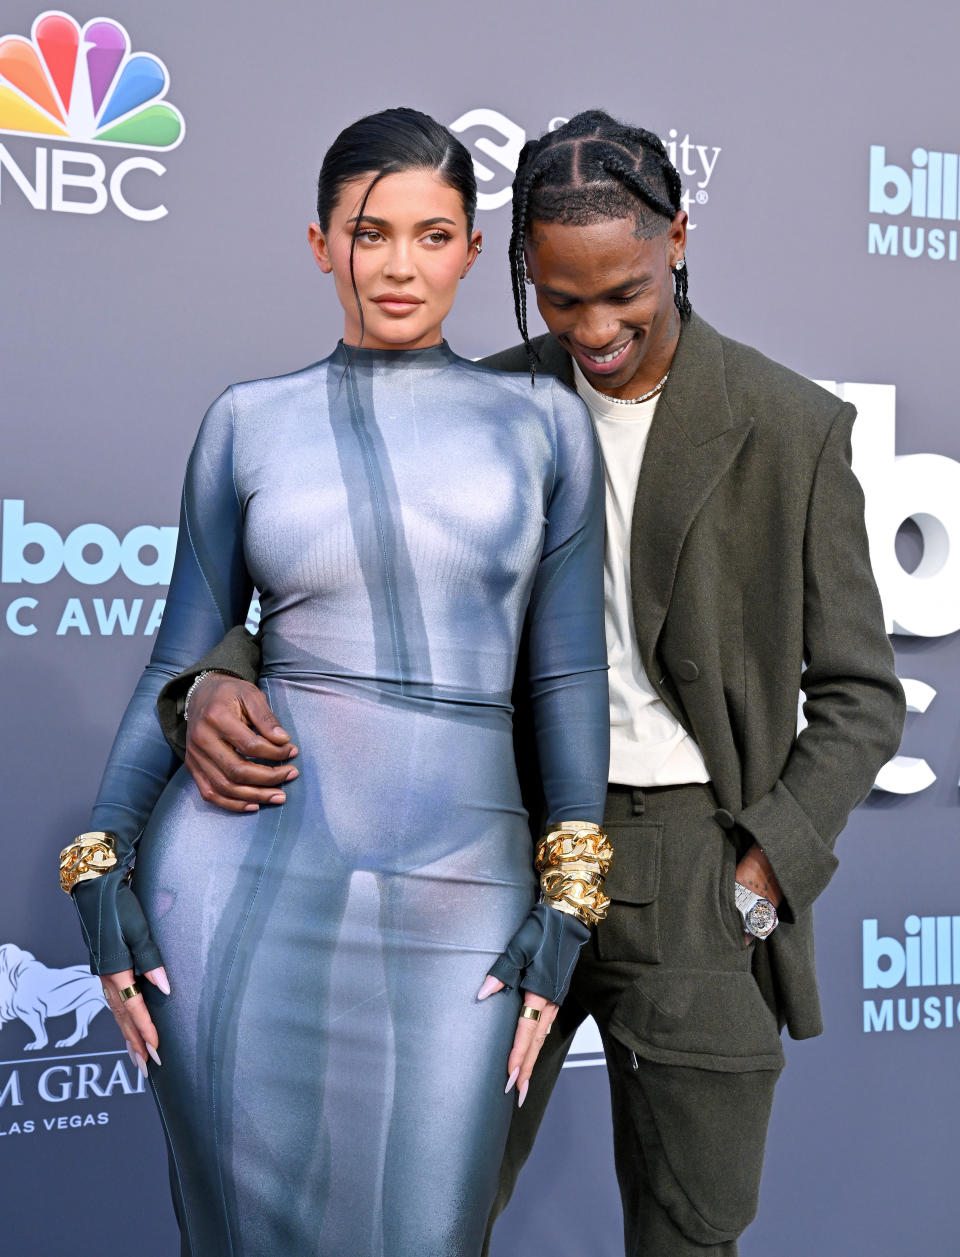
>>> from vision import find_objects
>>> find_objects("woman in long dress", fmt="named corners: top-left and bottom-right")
top-left (63, 108), bottom-right (608, 1257)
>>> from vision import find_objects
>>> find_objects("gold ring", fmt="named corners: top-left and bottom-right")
top-left (520, 1006), bottom-right (541, 1022)
top-left (117, 983), bottom-right (141, 1003)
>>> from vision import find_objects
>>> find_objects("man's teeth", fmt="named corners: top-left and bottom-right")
top-left (586, 345), bottom-right (628, 364)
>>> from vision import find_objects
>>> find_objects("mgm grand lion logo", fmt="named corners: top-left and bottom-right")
top-left (0, 943), bottom-right (106, 1051)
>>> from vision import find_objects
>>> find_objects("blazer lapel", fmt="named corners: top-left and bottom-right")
top-left (630, 315), bottom-right (753, 673)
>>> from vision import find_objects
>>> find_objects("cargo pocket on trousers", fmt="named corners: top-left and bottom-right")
top-left (607, 968), bottom-right (785, 1244)
top-left (596, 822), bottom-right (662, 964)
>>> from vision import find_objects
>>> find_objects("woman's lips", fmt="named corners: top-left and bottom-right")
top-left (373, 295), bottom-right (423, 315)
top-left (572, 337), bottom-right (634, 374)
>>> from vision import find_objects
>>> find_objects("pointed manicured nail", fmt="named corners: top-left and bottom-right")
top-left (518, 1079), bottom-right (529, 1109)
top-left (125, 1040), bottom-right (138, 1068)
top-left (477, 975), bottom-right (500, 1001)
top-left (504, 1066), bottom-right (520, 1094)
top-left (154, 972), bottom-right (171, 996)
top-left (134, 1053), bottom-right (148, 1079)
top-left (146, 1044), bottom-right (162, 1067)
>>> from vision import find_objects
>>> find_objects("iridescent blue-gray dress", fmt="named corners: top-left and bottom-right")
top-left (85, 342), bottom-right (608, 1257)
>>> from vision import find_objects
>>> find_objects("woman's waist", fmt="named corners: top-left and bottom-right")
top-left (260, 666), bottom-right (514, 714)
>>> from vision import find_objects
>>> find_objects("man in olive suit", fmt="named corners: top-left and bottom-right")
top-left (153, 112), bottom-right (904, 1255)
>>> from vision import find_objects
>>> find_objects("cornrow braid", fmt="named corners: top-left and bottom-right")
top-left (509, 137), bottom-right (548, 381)
top-left (594, 145), bottom-right (692, 323)
top-left (594, 147), bottom-right (675, 222)
top-left (508, 110), bottom-right (692, 376)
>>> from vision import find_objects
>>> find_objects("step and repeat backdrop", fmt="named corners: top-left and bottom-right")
top-left (1, 1), bottom-right (957, 1254)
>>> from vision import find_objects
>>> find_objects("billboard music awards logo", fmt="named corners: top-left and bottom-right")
top-left (862, 917), bottom-right (960, 1034)
top-left (448, 108), bottom-right (721, 227)
top-left (1, 499), bottom-right (176, 638)
top-left (0, 942), bottom-right (146, 1141)
top-left (0, 10), bottom-right (184, 221)
top-left (867, 145), bottom-right (960, 263)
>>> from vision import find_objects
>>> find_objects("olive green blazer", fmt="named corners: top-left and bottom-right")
top-left (158, 312), bottom-right (904, 1039)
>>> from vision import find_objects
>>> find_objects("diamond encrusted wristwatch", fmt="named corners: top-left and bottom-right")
top-left (734, 882), bottom-right (778, 939)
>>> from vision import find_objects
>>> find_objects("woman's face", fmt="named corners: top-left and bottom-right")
top-left (309, 168), bottom-right (482, 350)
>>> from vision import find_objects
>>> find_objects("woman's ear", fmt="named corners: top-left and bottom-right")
top-left (460, 229), bottom-right (483, 279)
top-left (308, 222), bottom-right (333, 273)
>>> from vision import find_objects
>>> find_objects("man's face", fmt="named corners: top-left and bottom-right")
top-left (524, 211), bottom-right (686, 400)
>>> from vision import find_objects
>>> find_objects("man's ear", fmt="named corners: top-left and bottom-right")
top-left (308, 221), bottom-right (333, 273)
top-left (667, 210), bottom-right (688, 269)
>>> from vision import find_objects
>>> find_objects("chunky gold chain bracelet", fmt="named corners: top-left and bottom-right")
top-left (59, 831), bottom-right (119, 895)
top-left (535, 821), bottom-right (613, 928)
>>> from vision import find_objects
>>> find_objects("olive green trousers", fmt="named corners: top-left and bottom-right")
top-left (485, 783), bottom-right (785, 1256)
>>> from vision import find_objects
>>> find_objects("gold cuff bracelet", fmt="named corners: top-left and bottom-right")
top-left (535, 821), bottom-right (613, 928)
top-left (59, 831), bottom-right (119, 895)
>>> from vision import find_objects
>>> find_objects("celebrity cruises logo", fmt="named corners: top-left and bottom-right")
top-left (0, 11), bottom-right (184, 219)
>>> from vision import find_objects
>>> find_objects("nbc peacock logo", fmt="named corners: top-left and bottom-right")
top-left (0, 11), bottom-right (184, 221)
top-left (0, 10), bottom-right (183, 149)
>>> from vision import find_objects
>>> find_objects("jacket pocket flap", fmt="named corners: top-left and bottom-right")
top-left (602, 822), bottom-right (661, 904)
top-left (609, 968), bottom-right (785, 1072)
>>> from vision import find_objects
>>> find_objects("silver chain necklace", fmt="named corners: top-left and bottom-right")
top-left (607, 370), bottom-right (670, 405)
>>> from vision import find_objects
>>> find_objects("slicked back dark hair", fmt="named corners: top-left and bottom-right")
top-left (509, 109), bottom-right (691, 378)
top-left (316, 107), bottom-right (477, 347)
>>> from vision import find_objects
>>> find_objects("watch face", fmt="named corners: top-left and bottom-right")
top-left (746, 899), bottom-right (778, 939)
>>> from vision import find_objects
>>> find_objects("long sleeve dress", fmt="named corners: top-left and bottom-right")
top-left (82, 340), bottom-right (608, 1257)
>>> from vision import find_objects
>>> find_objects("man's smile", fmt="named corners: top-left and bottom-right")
top-left (569, 335), bottom-right (637, 375)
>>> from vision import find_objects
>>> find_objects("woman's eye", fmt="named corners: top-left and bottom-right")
top-left (357, 229), bottom-right (382, 243)
top-left (424, 230), bottom-right (450, 244)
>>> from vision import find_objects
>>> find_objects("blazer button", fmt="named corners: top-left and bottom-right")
top-left (713, 808), bottom-right (736, 830)
top-left (675, 659), bottom-right (700, 682)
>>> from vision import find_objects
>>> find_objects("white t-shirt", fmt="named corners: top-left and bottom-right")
top-left (573, 362), bottom-right (710, 786)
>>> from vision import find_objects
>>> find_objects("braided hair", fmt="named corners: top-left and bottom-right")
top-left (509, 110), bottom-right (691, 378)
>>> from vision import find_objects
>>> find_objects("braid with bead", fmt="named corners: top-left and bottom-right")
top-left (508, 111), bottom-right (692, 376)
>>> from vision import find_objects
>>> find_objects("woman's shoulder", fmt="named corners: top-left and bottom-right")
top-left (226, 358), bottom-right (331, 405)
top-left (195, 360), bottom-right (333, 438)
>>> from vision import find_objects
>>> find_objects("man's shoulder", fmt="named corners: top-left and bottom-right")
top-left (482, 334), bottom-right (572, 383)
top-left (697, 317), bottom-right (847, 426)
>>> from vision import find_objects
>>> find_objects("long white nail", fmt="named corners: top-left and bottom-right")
top-left (125, 1040), bottom-right (137, 1068)
top-left (153, 972), bottom-right (171, 996)
top-left (504, 1066), bottom-right (520, 1094)
top-left (477, 975), bottom-right (500, 1001)
top-left (518, 1079), bottom-right (529, 1109)
top-left (134, 1052), bottom-right (148, 1079)
top-left (146, 1044), bottom-right (162, 1067)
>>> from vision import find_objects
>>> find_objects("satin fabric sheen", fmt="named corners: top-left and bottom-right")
top-left (86, 341), bottom-right (608, 1256)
